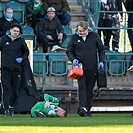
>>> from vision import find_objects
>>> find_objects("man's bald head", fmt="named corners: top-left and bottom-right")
top-left (5, 8), bottom-right (13, 14)
top-left (5, 8), bottom-right (13, 19)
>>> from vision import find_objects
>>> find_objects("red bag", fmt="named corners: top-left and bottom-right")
top-left (68, 67), bottom-right (83, 80)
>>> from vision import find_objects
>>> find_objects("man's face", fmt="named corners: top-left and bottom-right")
top-left (78, 26), bottom-right (88, 37)
top-left (6, 8), bottom-right (13, 19)
top-left (10, 27), bottom-right (20, 38)
top-left (56, 107), bottom-right (66, 117)
top-left (47, 11), bottom-right (55, 20)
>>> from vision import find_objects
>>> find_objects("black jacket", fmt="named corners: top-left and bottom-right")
top-left (0, 32), bottom-right (29, 70)
top-left (43, 0), bottom-right (70, 13)
top-left (66, 31), bottom-right (105, 71)
top-left (14, 58), bottom-right (40, 113)
top-left (100, 0), bottom-right (123, 19)
top-left (36, 15), bottom-right (64, 38)
top-left (107, 0), bottom-right (123, 17)
top-left (0, 16), bottom-right (19, 37)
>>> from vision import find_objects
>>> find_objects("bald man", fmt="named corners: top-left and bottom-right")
top-left (0, 8), bottom-right (19, 37)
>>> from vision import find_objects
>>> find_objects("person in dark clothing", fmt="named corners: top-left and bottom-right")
top-left (66, 21), bottom-right (105, 117)
top-left (98, 0), bottom-right (112, 51)
top-left (98, 0), bottom-right (123, 52)
top-left (36, 7), bottom-right (66, 53)
top-left (26, 0), bottom-right (45, 33)
top-left (0, 23), bottom-right (29, 117)
top-left (125, 0), bottom-right (133, 59)
top-left (108, 0), bottom-right (123, 52)
top-left (43, 0), bottom-right (71, 26)
top-left (0, 8), bottom-right (19, 37)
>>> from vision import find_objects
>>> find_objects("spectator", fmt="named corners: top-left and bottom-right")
top-left (66, 21), bottom-right (105, 117)
top-left (31, 93), bottom-right (67, 118)
top-left (36, 7), bottom-right (66, 53)
top-left (26, 0), bottom-right (45, 33)
top-left (108, 0), bottom-right (123, 52)
top-left (43, 0), bottom-right (71, 26)
top-left (98, 0), bottom-right (111, 51)
top-left (125, 0), bottom-right (133, 59)
top-left (0, 8), bottom-right (19, 37)
top-left (101, 0), bottom-right (123, 51)
top-left (0, 23), bottom-right (29, 117)
top-left (98, 0), bottom-right (123, 52)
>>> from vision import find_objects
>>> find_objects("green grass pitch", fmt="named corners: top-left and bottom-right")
top-left (0, 113), bottom-right (133, 133)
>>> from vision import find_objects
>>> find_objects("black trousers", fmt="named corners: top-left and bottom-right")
top-left (38, 34), bottom-right (67, 53)
top-left (98, 17), bottom-right (112, 47)
top-left (111, 15), bottom-right (120, 51)
top-left (1, 68), bottom-right (21, 110)
top-left (78, 70), bottom-right (97, 111)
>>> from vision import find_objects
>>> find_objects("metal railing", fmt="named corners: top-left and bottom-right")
top-left (33, 52), bottom-right (69, 91)
top-left (33, 52), bottom-right (133, 91)
top-left (104, 52), bottom-right (133, 87)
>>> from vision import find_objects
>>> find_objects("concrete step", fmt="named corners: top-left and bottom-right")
top-left (69, 5), bottom-right (82, 13)
top-left (67, 0), bottom-right (78, 5)
top-left (70, 21), bottom-right (87, 28)
top-left (70, 13), bottom-right (86, 21)
top-left (70, 21), bottom-right (77, 27)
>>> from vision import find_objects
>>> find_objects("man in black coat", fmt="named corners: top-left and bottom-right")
top-left (66, 21), bottom-right (105, 117)
top-left (0, 8), bottom-right (19, 37)
top-left (0, 23), bottom-right (29, 117)
top-left (36, 7), bottom-right (66, 53)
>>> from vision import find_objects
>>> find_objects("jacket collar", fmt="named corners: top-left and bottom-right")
top-left (6, 30), bottom-right (21, 40)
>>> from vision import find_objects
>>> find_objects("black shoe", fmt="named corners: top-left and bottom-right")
top-left (85, 111), bottom-right (92, 117)
top-left (34, 111), bottom-right (47, 118)
top-left (9, 107), bottom-right (14, 117)
top-left (5, 110), bottom-right (12, 117)
top-left (78, 107), bottom-right (87, 117)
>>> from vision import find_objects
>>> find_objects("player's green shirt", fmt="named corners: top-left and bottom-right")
top-left (31, 94), bottom-right (59, 117)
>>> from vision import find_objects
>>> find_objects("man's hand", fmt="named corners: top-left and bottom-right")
top-left (128, 65), bottom-right (133, 71)
top-left (120, 16), bottom-right (123, 22)
top-left (44, 101), bottom-right (51, 108)
top-left (58, 33), bottom-right (63, 40)
top-left (16, 57), bottom-right (23, 63)
top-left (73, 59), bottom-right (79, 66)
top-left (58, 33), bottom-right (63, 43)
top-left (98, 62), bottom-right (104, 69)
top-left (47, 35), bottom-right (54, 40)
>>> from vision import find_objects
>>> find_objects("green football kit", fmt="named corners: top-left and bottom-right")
top-left (31, 94), bottom-right (59, 118)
